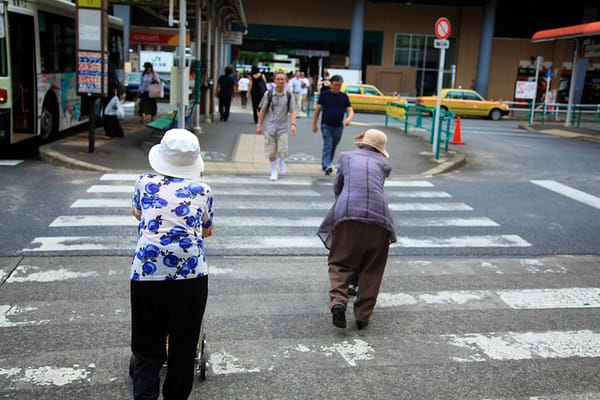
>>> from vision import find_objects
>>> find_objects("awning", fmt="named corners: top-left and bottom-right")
top-left (531, 21), bottom-right (600, 42)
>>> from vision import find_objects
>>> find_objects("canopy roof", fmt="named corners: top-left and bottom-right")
top-left (531, 21), bottom-right (600, 42)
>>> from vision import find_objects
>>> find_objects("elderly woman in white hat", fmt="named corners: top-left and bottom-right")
top-left (318, 128), bottom-right (397, 330)
top-left (130, 129), bottom-right (214, 400)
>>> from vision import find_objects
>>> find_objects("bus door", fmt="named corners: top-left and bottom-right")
top-left (8, 11), bottom-right (36, 138)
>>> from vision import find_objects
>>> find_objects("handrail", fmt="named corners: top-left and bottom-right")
top-left (385, 102), bottom-right (455, 160)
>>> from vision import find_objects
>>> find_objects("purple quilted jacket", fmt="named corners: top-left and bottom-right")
top-left (318, 147), bottom-right (396, 249)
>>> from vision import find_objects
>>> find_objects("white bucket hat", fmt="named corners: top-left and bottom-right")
top-left (148, 129), bottom-right (204, 179)
top-left (355, 129), bottom-right (389, 158)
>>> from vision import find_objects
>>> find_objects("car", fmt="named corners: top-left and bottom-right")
top-left (341, 83), bottom-right (407, 114)
top-left (415, 88), bottom-right (509, 121)
top-left (124, 72), bottom-right (141, 100)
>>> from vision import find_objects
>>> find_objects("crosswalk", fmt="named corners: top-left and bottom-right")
top-left (7, 173), bottom-right (600, 397)
top-left (1, 254), bottom-right (599, 398)
top-left (22, 173), bottom-right (533, 255)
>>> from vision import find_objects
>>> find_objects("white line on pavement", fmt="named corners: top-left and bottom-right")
top-left (531, 180), bottom-right (600, 210)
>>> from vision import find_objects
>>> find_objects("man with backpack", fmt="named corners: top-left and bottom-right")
top-left (256, 71), bottom-right (297, 181)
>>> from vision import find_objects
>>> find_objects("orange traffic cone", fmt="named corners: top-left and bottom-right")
top-left (450, 116), bottom-right (465, 145)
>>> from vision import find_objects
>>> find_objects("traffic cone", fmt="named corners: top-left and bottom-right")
top-left (450, 116), bottom-right (465, 145)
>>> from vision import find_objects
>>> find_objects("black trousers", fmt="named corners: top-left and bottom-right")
top-left (102, 115), bottom-right (124, 137)
top-left (218, 94), bottom-right (232, 121)
top-left (131, 276), bottom-right (208, 400)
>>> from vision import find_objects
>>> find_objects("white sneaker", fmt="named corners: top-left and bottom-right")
top-left (269, 171), bottom-right (278, 181)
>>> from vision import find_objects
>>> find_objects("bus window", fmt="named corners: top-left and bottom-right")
top-left (39, 11), bottom-right (76, 73)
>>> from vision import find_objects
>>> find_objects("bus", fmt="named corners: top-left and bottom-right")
top-left (0, 0), bottom-right (124, 145)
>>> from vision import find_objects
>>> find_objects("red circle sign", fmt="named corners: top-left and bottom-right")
top-left (435, 17), bottom-right (451, 40)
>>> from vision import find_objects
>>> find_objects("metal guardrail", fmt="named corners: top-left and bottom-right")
top-left (385, 102), bottom-right (455, 160)
top-left (501, 100), bottom-right (600, 127)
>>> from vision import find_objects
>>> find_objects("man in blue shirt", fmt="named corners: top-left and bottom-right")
top-left (311, 75), bottom-right (354, 175)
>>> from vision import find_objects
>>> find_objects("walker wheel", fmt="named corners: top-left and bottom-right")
top-left (129, 354), bottom-right (135, 378)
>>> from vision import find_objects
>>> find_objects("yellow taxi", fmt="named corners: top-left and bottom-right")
top-left (341, 83), bottom-right (407, 114)
top-left (415, 88), bottom-right (509, 121)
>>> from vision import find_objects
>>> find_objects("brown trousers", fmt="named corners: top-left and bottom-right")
top-left (328, 220), bottom-right (391, 322)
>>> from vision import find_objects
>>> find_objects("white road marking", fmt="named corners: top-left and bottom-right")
top-left (6, 265), bottom-right (98, 282)
top-left (70, 198), bottom-right (473, 211)
top-left (99, 174), bottom-right (436, 187)
top-left (50, 215), bottom-right (136, 226)
top-left (321, 339), bottom-right (374, 367)
top-left (531, 180), bottom-right (600, 210)
top-left (497, 287), bottom-right (600, 309)
top-left (389, 202), bottom-right (472, 211)
top-left (393, 235), bottom-right (531, 247)
top-left (377, 287), bottom-right (600, 309)
top-left (0, 365), bottom-right (92, 386)
top-left (71, 198), bottom-right (129, 208)
top-left (23, 234), bottom-right (532, 252)
top-left (0, 160), bottom-right (23, 166)
top-left (388, 191), bottom-right (452, 198)
top-left (209, 352), bottom-right (261, 375)
top-left (48, 215), bottom-right (498, 228)
top-left (445, 329), bottom-right (600, 361)
top-left (0, 305), bottom-right (49, 327)
top-left (87, 185), bottom-right (131, 193)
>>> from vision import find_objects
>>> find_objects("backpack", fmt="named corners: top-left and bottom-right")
top-left (266, 89), bottom-right (292, 112)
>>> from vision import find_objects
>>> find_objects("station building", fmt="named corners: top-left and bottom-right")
top-left (117, 0), bottom-right (600, 106)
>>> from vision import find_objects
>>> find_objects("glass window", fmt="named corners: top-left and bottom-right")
top-left (364, 87), bottom-right (381, 96)
top-left (463, 91), bottom-right (482, 101)
top-left (345, 86), bottom-right (361, 94)
top-left (396, 33), bottom-right (458, 95)
top-left (39, 11), bottom-right (76, 73)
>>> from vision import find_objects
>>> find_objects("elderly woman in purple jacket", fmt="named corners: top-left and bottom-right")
top-left (318, 129), bottom-right (397, 330)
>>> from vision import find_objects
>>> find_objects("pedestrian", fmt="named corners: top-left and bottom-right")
top-left (130, 128), bottom-right (214, 400)
top-left (247, 65), bottom-right (267, 124)
top-left (102, 86), bottom-right (125, 140)
top-left (137, 62), bottom-right (161, 123)
top-left (318, 69), bottom-right (331, 94)
top-left (290, 70), bottom-right (304, 114)
top-left (256, 71), bottom-right (297, 181)
top-left (311, 74), bottom-right (354, 175)
top-left (317, 129), bottom-right (396, 330)
top-left (217, 65), bottom-right (236, 122)
top-left (237, 73), bottom-right (250, 109)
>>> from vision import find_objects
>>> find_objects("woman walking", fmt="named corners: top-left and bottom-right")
top-left (137, 62), bottom-right (161, 122)
top-left (247, 65), bottom-right (267, 124)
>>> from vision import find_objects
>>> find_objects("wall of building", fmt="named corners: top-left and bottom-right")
top-left (241, 0), bottom-right (579, 101)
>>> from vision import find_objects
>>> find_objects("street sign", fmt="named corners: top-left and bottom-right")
top-left (434, 39), bottom-right (449, 49)
top-left (435, 17), bottom-right (451, 40)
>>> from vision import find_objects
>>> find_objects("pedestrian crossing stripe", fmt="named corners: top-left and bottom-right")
top-left (98, 173), bottom-right (436, 187)
top-left (87, 184), bottom-right (452, 198)
top-left (532, 180), bottom-right (600, 210)
top-left (22, 234), bottom-right (531, 252)
top-left (70, 198), bottom-right (474, 211)
top-left (0, 160), bottom-right (23, 166)
top-left (49, 215), bottom-right (500, 228)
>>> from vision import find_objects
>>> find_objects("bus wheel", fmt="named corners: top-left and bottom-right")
top-left (40, 105), bottom-right (57, 142)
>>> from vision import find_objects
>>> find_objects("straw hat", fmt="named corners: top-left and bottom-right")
top-left (355, 129), bottom-right (389, 158)
top-left (148, 129), bottom-right (204, 180)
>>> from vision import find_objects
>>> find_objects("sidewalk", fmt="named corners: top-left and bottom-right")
top-left (519, 120), bottom-right (600, 142)
top-left (38, 102), bottom-right (467, 178)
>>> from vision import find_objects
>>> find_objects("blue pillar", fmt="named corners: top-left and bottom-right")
top-left (348, 0), bottom-right (365, 72)
top-left (474, 0), bottom-right (496, 98)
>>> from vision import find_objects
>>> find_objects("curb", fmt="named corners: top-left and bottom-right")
top-left (38, 145), bottom-right (113, 172)
top-left (421, 150), bottom-right (466, 176)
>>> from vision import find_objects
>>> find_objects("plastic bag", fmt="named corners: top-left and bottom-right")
top-left (116, 102), bottom-right (125, 119)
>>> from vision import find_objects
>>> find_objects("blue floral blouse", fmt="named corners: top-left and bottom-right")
top-left (131, 173), bottom-right (214, 281)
